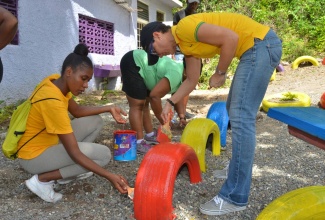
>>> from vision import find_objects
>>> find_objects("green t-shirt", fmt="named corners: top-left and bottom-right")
top-left (133, 50), bottom-right (183, 93)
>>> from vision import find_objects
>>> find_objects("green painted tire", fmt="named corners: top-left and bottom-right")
top-left (262, 92), bottom-right (311, 112)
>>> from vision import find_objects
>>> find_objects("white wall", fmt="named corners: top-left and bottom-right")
top-left (0, 0), bottom-right (177, 104)
top-left (0, 0), bottom-right (136, 103)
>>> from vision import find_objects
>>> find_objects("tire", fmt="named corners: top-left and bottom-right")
top-left (276, 64), bottom-right (285, 72)
top-left (320, 92), bottom-right (325, 109)
top-left (262, 92), bottom-right (311, 113)
top-left (270, 69), bottom-right (276, 81)
top-left (206, 101), bottom-right (229, 147)
top-left (256, 186), bottom-right (325, 219)
top-left (291, 55), bottom-right (320, 70)
top-left (133, 143), bottom-right (201, 220)
top-left (180, 118), bottom-right (221, 172)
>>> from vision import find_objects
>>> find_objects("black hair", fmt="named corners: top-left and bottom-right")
top-left (60, 43), bottom-right (93, 75)
top-left (140, 22), bottom-right (171, 52)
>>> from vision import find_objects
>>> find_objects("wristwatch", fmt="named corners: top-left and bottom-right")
top-left (217, 69), bottom-right (227, 75)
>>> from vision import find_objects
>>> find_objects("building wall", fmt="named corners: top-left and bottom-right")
top-left (0, 0), bottom-right (138, 103)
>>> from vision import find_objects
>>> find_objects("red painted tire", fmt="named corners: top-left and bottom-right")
top-left (133, 143), bottom-right (202, 220)
top-left (320, 92), bottom-right (325, 109)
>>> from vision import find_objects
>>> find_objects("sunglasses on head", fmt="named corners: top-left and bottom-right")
top-left (149, 40), bottom-right (158, 55)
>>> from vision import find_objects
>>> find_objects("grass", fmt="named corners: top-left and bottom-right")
top-left (0, 99), bottom-right (25, 124)
top-left (280, 92), bottom-right (299, 101)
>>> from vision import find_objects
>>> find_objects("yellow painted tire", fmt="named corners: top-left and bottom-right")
top-left (262, 92), bottom-right (311, 113)
top-left (257, 186), bottom-right (325, 220)
top-left (180, 118), bottom-right (221, 172)
top-left (292, 55), bottom-right (320, 70)
top-left (270, 70), bottom-right (276, 81)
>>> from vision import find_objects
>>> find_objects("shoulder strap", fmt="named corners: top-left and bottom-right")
top-left (14, 128), bottom-right (46, 158)
top-left (30, 84), bottom-right (45, 100)
top-left (15, 85), bottom-right (61, 157)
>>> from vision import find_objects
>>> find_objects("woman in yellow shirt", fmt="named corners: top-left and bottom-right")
top-left (141, 13), bottom-right (282, 216)
top-left (19, 43), bottom-right (129, 203)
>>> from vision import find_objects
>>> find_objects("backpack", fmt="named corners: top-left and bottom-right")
top-left (2, 85), bottom-right (58, 160)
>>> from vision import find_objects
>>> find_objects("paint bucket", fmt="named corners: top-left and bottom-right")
top-left (113, 130), bottom-right (137, 161)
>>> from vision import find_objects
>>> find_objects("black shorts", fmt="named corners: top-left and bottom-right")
top-left (120, 51), bottom-right (150, 100)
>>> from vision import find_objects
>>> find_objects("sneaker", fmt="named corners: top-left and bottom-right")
top-left (25, 174), bottom-right (62, 203)
top-left (137, 140), bottom-right (153, 154)
top-left (200, 196), bottom-right (246, 216)
top-left (213, 163), bottom-right (229, 179)
top-left (185, 111), bottom-right (196, 119)
top-left (171, 112), bottom-right (178, 124)
top-left (57, 172), bottom-right (94, 185)
top-left (144, 130), bottom-right (158, 144)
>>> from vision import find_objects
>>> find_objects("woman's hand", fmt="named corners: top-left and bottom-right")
top-left (108, 174), bottom-right (129, 194)
top-left (209, 73), bottom-right (226, 88)
top-left (110, 106), bottom-right (127, 124)
top-left (161, 103), bottom-right (173, 124)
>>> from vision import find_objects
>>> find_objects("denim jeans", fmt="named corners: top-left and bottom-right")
top-left (218, 29), bottom-right (282, 206)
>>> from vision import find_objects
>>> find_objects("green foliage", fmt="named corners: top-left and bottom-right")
top-left (199, 56), bottom-right (238, 90)
top-left (0, 100), bottom-right (25, 124)
top-left (173, 0), bottom-right (325, 89)
top-left (280, 92), bottom-right (298, 101)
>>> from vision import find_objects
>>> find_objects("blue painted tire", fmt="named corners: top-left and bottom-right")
top-left (206, 101), bottom-right (229, 147)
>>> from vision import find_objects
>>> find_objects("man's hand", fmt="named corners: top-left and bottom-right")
top-left (209, 73), bottom-right (226, 88)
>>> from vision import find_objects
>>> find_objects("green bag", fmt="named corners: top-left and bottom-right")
top-left (2, 85), bottom-right (58, 159)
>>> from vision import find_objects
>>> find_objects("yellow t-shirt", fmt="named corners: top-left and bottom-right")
top-left (171, 12), bottom-right (270, 58)
top-left (18, 74), bottom-right (73, 159)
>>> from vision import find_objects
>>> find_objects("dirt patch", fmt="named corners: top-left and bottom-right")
top-left (0, 64), bottom-right (324, 220)
top-left (93, 64), bottom-right (325, 141)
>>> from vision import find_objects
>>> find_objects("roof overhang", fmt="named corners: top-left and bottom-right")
top-left (114, 0), bottom-right (183, 12)
top-left (114, 0), bottom-right (135, 12)
top-left (159, 0), bottom-right (183, 8)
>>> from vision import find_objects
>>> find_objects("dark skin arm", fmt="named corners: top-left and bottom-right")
top-left (64, 99), bottom-right (128, 193)
top-left (149, 77), bottom-right (185, 125)
top-left (68, 99), bottom-right (127, 123)
top-left (149, 77), bottom-right (172, 124)
top-left (0, 7), bottom-right (18, 50)
top-left (58, 133), bottom-right (128, 194)
top-left (161, 56), bottom-right (200, 123)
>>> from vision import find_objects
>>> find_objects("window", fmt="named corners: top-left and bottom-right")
top-left (137, 1), bottom-right (149, 21)
top-left (137, 1), bottom-right (149, 49)
top-left (78, 14), bottom-right (114, 55)
top-left (137, 22), bottom-right (146, 49)
top-left (156, 11), bottom-right (164, 22)
top-left (0, 0), bottom-right (18, 45)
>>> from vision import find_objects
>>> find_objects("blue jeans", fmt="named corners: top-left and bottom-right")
top-left (218, 29), bottom-right (282, 206)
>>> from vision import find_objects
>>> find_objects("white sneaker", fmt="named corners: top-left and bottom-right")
top-left (57, 172), bottom-right (94, 185)
top-left (213, 162), bottom-right (229, 179)
top-left (200, 196), bottom-right (246, 216)
top-left (25, 174), bottom-right (62, 203)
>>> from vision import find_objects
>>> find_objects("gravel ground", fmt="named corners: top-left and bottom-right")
top-left (1, 64), bottom-right (325, 219)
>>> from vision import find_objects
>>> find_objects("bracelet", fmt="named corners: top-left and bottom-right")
top-left (217, 69), bottom-right (227, 75)
top-left (216, 67), bottom-right (227, 75)
top-left (179, 117), bottom-right (186, 120)
top-left (166, 98), bottom-right (175, 107)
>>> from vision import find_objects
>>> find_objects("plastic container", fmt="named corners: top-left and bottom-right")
top-left (113, 130), bottom-right (137, 161)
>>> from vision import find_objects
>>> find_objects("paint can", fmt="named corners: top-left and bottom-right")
top-left (113, 130), bottom-right (137, 161)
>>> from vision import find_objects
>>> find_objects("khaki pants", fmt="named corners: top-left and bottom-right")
top-left (19, 115), bottom-right (111, 178)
